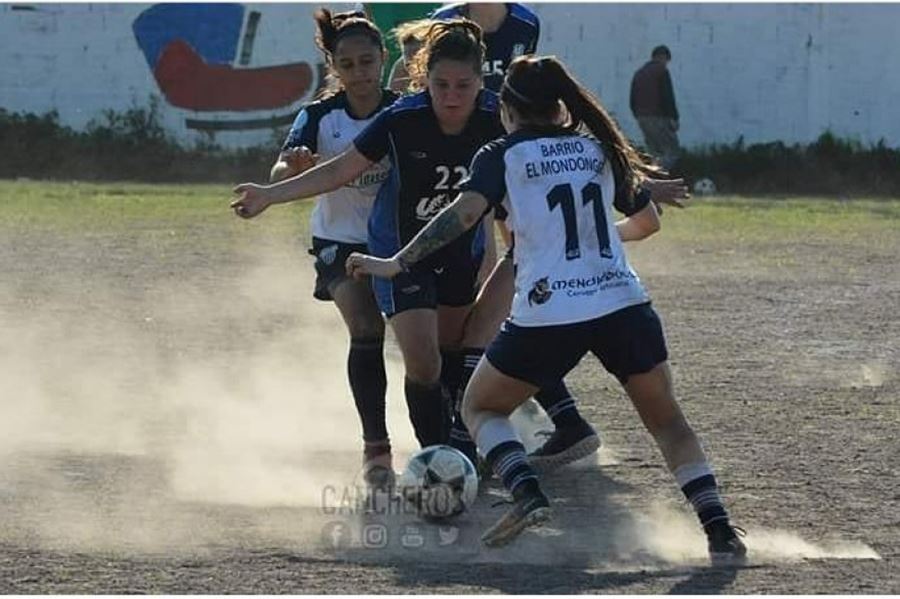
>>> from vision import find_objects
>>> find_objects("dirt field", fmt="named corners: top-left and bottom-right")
top-left (1, 182), bottom-right (897, 593)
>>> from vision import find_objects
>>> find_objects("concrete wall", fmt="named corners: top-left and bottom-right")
top-left (2, 3), bottom-right (898, 149)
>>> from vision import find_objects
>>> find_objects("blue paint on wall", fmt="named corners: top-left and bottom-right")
top-left (132, 3), bottom-right (244, 69)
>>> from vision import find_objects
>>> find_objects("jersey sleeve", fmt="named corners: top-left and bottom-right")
top-left (459, 142), bottom-right (507, 209)
top-left (281, 107), bottom-right (318, 153)
top-left (609, 157), bottom-right (652, 216)
top-left (352, 107), bottom-right (393, 163)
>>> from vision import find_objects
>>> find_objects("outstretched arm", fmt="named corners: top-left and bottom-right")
top-left (641, 176), bottom-right (690, 212)
top-left (231, 146), bottom-right (372, 219)
top-left (346, 191), bottom-right (489, 279)
top-left (616, 200), bottom-right (661, 242)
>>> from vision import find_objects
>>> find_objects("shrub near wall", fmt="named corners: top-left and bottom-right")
top-left (3, 106), bottom-right (900, 196)
top-left (0, 103), bottom-right (278, 183)
top-left (677, 133), bottom-right (900, 196)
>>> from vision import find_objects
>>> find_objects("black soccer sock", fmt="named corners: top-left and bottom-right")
top-left (459, 347), bottom-right (485, 394)
top-left (404, 377), bottom-right (449, 447)
top-left (348, 337), bottom-right (389, 445)
top-left (534, 381), bottom-right (588, 430)
top-left (675, 463), bottom-right (730, 530)
top-left (440, 349), bottom-right (463, 402)
top-left (485, 440), bottom-right (541, 500)
top-left (447, 347), bottom-right (483, 462)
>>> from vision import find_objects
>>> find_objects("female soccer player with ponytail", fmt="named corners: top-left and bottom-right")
top-left (345, 55), bottom-right (746, 564)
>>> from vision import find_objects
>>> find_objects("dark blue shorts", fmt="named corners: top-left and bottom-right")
top-left (373, 257), bottom-right (481, 317)
top-left (485, 302), bottom-right (669, 388)
top-left (309, 237), bottom-right (369, 301)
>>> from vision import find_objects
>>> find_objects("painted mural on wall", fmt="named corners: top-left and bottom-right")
top-left (132, 3), bottom-right (314, 131)
top-left (3, 4), bottom-right (900, 148)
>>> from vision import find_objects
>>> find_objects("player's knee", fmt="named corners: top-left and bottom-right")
top-left (345, 314), bottom-right (384, 340)
top-left (403, 352), bottom-right (441, 385)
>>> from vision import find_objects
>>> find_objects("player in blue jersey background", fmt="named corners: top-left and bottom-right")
top-left (430, 3), bottom-right (539, 92)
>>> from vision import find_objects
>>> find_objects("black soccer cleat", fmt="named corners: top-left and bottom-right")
top-left (481, 490), bottom-right (552, 547)
top-left (527, 422), bottom-right (600, 473)
top-left (706, 521), bottom-right (748, 566)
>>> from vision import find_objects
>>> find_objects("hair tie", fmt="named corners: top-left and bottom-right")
top-left (502, 82), bottom-right (533, 105)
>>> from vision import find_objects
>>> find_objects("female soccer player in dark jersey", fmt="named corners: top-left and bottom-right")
top-left (345, 55), bottom-right (746, 565)
top-left (232, 19), bottom-right (504, 457)
top-left (396, 3), bottom-right (600, 470)
top-left (265, 9), bottom-right (399, 489)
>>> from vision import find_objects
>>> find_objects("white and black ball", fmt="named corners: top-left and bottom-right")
top-left (397, 445), bottom-right (478, 521)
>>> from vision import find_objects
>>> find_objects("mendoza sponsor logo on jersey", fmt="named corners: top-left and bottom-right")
top-left (529, 270), bottom-right (638, 303)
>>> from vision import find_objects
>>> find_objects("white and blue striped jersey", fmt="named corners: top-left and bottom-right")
top-left (281, 90), bottom-right (398, 244)
top-left (432, 3), bottom-right (539, 92)
top-left (461, 129), bottom-right (651, 326)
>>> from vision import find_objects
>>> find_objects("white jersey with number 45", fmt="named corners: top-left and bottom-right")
top-left (461, 130), bottom-right (651, 327)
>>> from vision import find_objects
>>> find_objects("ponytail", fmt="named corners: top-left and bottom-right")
top-left (502, 56), bottom-right (661, 205)
top-left (312, 8), bottom-right (384, 98)
top-left (313, 8), bottom-right (383, 56)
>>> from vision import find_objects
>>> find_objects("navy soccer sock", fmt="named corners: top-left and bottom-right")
top-left (675, 463), bottom-right (730, 530)
top-left (440, 349), bottom-right (463, 401)
top-left (348, 337), bottom-right (388, 445)
top-left (534, 381), bottom-right (588, 430)
top-left (404, 377), bottom-right (449, 447)
top-left (485, 440), bottom-right (541, 500)
top-left (447, 347), bottom-right (483, 462)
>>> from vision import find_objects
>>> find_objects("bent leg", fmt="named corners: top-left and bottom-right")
top-left (390, 308), bottom-right (447, 446)
top-left (462, 359), bottom-right (551, 546)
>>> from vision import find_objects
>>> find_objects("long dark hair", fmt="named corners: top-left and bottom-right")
top-left (407, 18), bottom-right (485, 90)
top-left (313, 8), bottom-right (385, 97)
top-left (501, 56), bottom-right (661, 203)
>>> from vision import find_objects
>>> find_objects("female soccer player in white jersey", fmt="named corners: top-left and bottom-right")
top-left (345, 55), bottom-right (747, 564)
top-left (390, 3), bottom-right (604, 471)
top-left (233, 20), bottom-right (504, 461)
top-left (266, 9), bottom-right (399, 490)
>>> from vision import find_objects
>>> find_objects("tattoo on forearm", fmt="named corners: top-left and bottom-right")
top-left (400, 209), bottom-right (469, 265)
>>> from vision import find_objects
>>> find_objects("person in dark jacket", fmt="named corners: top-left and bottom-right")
top-left (630, 45), bottom-right (680, 169)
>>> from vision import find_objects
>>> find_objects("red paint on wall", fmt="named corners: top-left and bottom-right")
top-left (154, 39), bottom-right (312, 111)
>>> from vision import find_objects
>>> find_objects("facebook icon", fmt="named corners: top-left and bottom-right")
top-left (321, 521), bottom-right (353, 549)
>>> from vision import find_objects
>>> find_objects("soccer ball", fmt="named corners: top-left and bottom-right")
top-left (693, 177), bottom-right (717, 196)
top-left (397, 445), bottom-right (478, 521)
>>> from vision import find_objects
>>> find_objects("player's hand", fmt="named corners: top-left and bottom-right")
top-left (345, 252), bottom-right (404, 280)
top-left (643, 177), bottom-right (690, 212)
top-left (281, 146), bottom-right (319, 174)
top-left (231, 183), bottom-right (272, 219)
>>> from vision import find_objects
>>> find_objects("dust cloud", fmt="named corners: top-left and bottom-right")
top-left (624, 503), bottom-right (881, 565)
top-left (0, 234), bottom-right (883, 567)
top-left (0, 247), bottom-right (417, 554)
